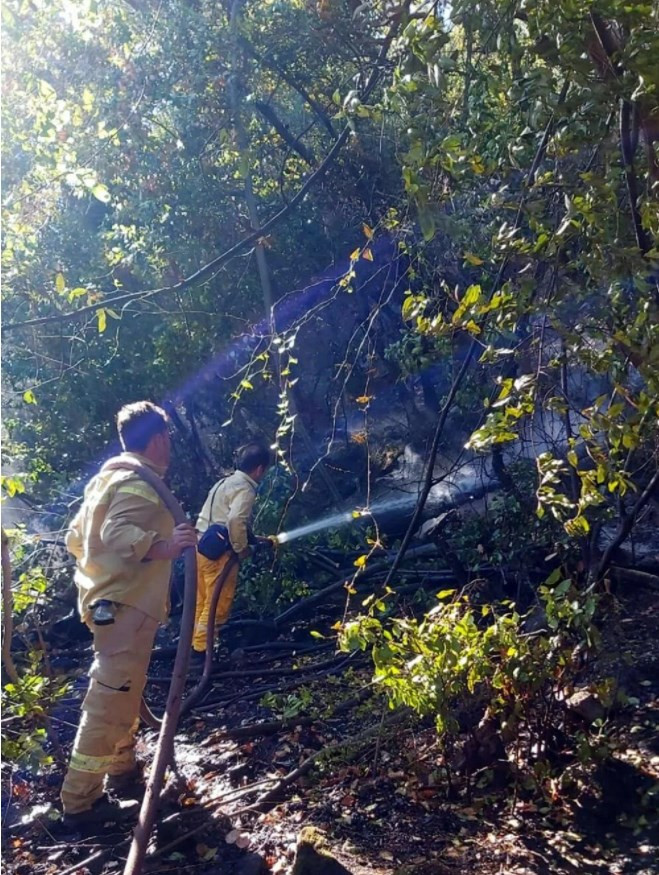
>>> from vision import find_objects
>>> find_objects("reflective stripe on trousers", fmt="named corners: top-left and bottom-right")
top-left (60, 604), bottom-right (158, 814)
top-left (69, 751), bottom-right (116, 773)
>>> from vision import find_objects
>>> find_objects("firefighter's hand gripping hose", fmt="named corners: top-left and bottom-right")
top-left (103, 461), bottom-right (197, 875)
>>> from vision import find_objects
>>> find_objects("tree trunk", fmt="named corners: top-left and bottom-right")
top-left (229, 0), bottom-right (342, 503)
top-left (1, 528), bottom-right (19, 683)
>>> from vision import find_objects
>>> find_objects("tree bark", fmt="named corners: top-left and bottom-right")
top-left (229, 0), bottom-right (342, 504)
top-left (1, 528), bottom-right (19, 683)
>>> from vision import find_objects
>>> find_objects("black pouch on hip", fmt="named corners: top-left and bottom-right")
top-left (197, 524), bottom-right (231, 560)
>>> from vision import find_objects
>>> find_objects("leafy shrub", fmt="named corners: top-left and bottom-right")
top-left (340, 573), bottom-right (599, 753)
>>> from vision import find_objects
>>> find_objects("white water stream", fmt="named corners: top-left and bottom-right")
top-left (273, 462), bottom-right (485, 545)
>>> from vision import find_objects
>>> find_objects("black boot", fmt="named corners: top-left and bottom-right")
top-left (62, 794), bottom-right (139, 830)
top-left (105, 764), bottom-right (144, 796)
top-left (190, 649), bottom-right (206, 671)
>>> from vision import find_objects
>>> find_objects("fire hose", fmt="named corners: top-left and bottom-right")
top-left (102, 461), bottom-right (199, 875)
top-left (137, 555), bottom-right (239, 728)
top-left (181, 554), bottom-right (239, 714)
top-left (104, 462), bottom-right (267, 874)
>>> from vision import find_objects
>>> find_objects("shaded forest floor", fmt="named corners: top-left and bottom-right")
top-left (3, 584), bottom-right (658, 875)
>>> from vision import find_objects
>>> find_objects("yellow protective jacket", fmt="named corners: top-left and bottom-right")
top-left (65, 452), bottom-right (174, 623)
top-left (195, 470), bottom-right (258, 554)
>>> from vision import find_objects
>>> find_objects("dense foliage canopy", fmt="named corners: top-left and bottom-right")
top-left (1, 0), bottom-right (658, 793)
top-left (3, 0), bottom-right (657, 525)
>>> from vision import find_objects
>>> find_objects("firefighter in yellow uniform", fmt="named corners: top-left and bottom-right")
top-left (193, 441), bottom-right (272, 658)
top-left (60, 402), bottom-right (197, 826)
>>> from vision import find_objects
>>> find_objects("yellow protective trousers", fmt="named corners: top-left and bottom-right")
top-left (192, 551), bottom-right (239, 653)
top-left (60, 604), bottom-right (158, 814)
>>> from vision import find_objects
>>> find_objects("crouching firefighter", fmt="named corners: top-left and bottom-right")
top-left (192, 440), bottom-right (273, 663)
top-left (60, 401), bottom-right (197, 826)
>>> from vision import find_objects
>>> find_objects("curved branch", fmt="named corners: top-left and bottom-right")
top-left (239, 38), bottom-right (337, 138)
top-left (381, 346), bottom-right (477, 589)
top-left (620, 98), bottom-right (651, 254)
top-left (253, 99), bottom-right (316, 165)
top-left (590, 468), bottom-right (659, 590)
top-left (4, 17), bottom-right (401, 335)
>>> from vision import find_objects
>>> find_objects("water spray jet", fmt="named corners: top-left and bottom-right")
top-left (271, 501), bottom-right (413, 546)
top-left (273, 510), bottom-right (357, 545)
top-left (269, 477), bottom-right (484, 547)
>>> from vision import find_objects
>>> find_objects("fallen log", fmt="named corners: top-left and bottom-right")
top-left (194, 652), bottom-right (361, 711)
top-left (274, 566), bottom-right (460, 626)
top-left (220, 617), bottom-right (278, 633)
top-left (610, 565), bottom-right (659, 590)
top-left (147, 652), bottom-right (347, 685)
top-left (241, 640), bottom-right (334, 654)
top-left (150, 645), bottom-right (178, 661)
top-left (215, 715), bottom-right (316, 739)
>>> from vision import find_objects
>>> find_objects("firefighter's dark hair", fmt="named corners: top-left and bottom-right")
top-left (236, 441), bottom-right (272, 473)
top-left (116, 401), bottom-right (168, 452)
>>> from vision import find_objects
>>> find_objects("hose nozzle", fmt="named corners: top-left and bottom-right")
top-left (254, 535), bottom-right (279, 552)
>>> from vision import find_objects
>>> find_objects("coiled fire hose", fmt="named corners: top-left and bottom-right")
top-left (103, 461), bottom-right (198, 875)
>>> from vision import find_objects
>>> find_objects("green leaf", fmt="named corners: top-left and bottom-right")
top-left (462, 284), bottom-right (481, 307)
top-left (309, 630), bottom-right (325, 639)
top-left (402, 294), bottom-right (425, 321)
top-left (240, 379), bottom-right (254, 390)
top-left (91, 183), bottom-right (111, 203)
top-left (23, 389), bottom-right (37, 404)
top-left (1, 476), bottom-right (26, 497)
top-left (545, 567), bottom-right (561, 586)
top-left (82, 87), bottom-right (94, 111)
top-left (565, 515), bottom-right (590, 536)
top-left (96, 308), bottom-right (107, 333)
top-left (418, 205), bottom-right (435, 241)
top-left (55, 272), bottom-right (66, 294)
top-left (436, 588), bottom-right (456, 599)
top-left (39, 78), bottom-right (56, 99)
top-left (554, 579), bottom-right (572, 597)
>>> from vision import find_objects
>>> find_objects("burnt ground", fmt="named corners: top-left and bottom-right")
top-left (2, 584), bottom-right (658, 875)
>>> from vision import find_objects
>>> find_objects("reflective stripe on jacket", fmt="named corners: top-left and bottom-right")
top-left (66, 452), bottom-right (174, 623)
